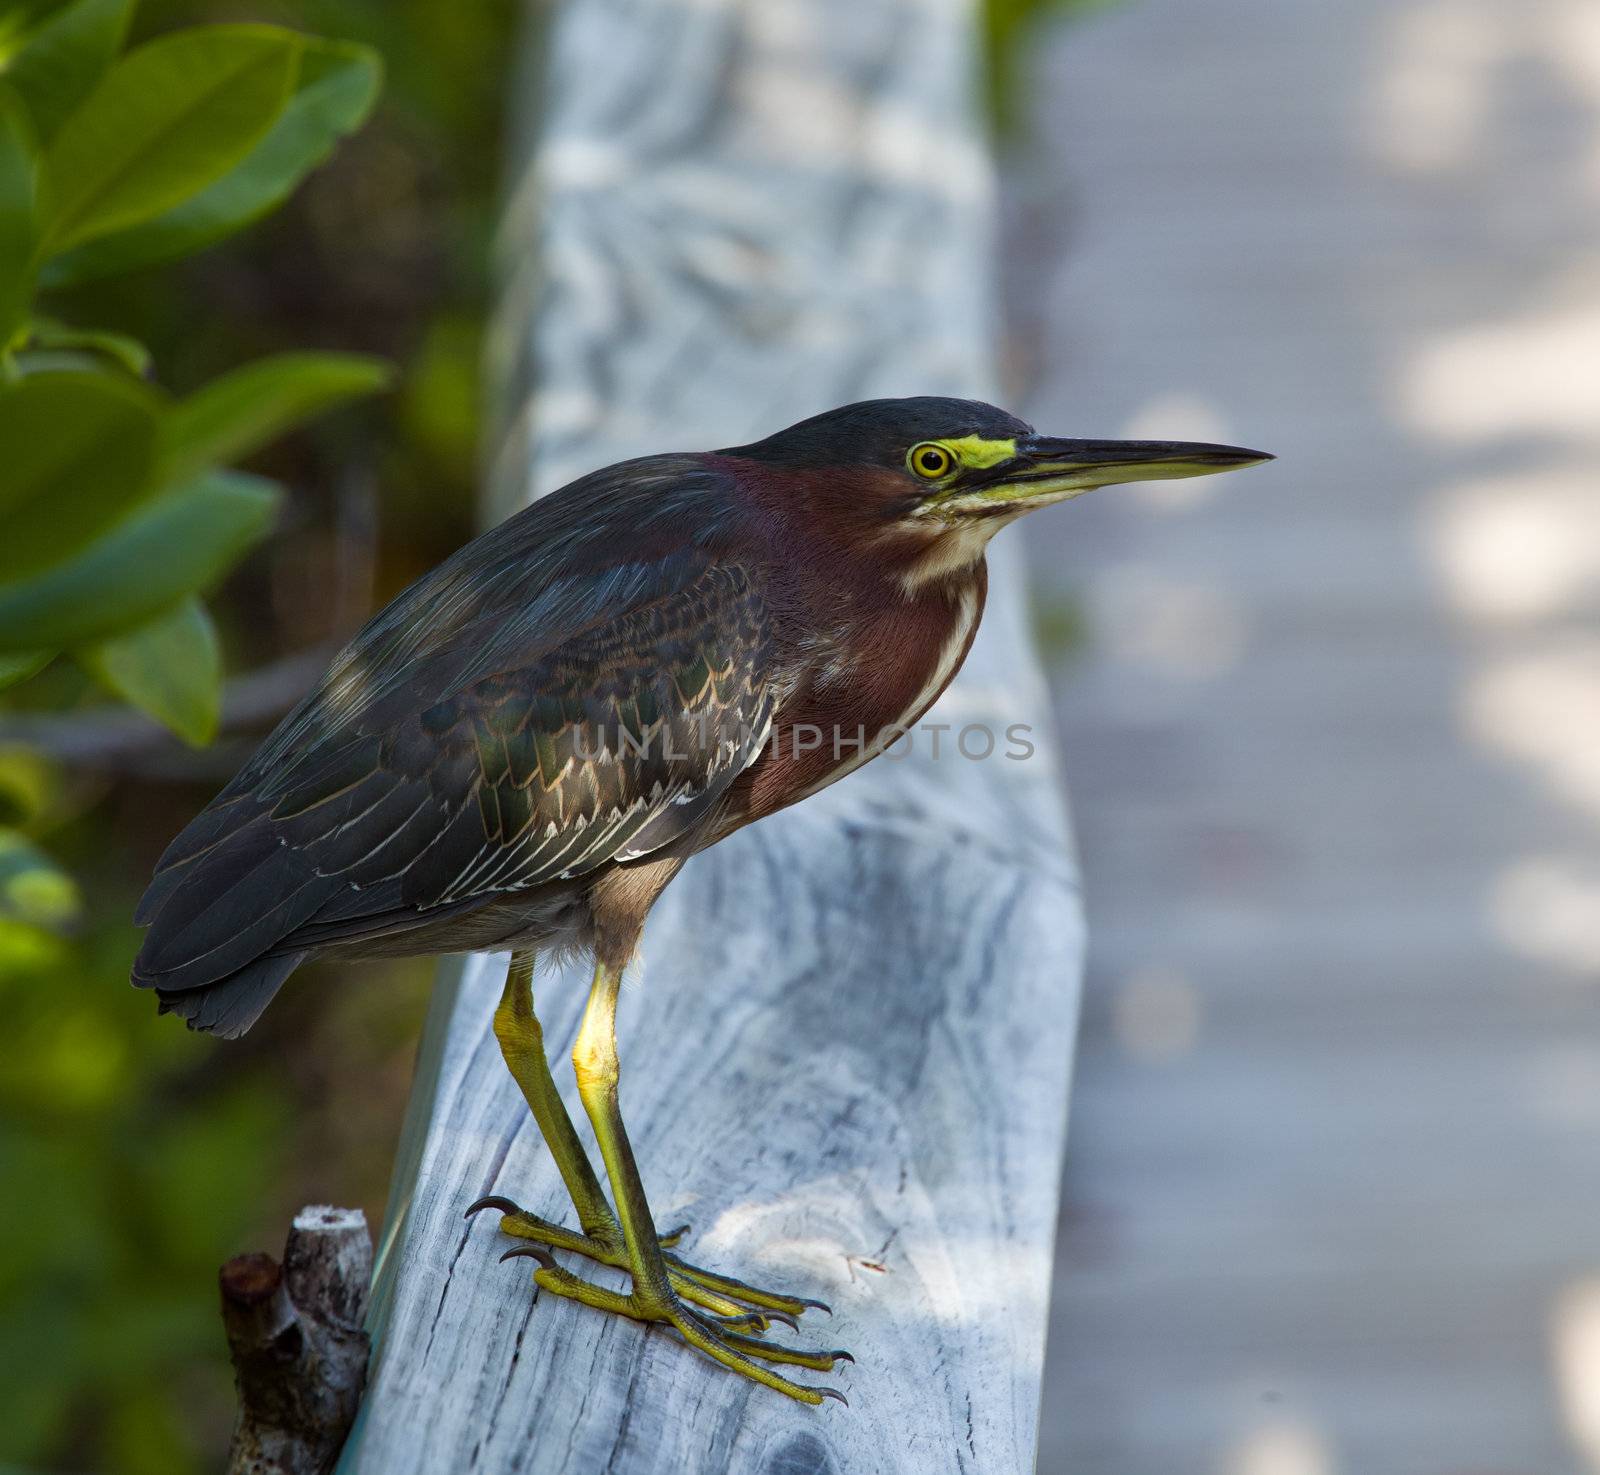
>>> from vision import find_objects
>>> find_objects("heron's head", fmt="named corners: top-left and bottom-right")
top-left (725, 396), bottom-right (1272, 587)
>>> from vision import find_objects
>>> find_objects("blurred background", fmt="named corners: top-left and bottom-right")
top-left (0, 1), bottom-right (508, 1468)
top-left (1013, 2), bottom-right (1600, 1472)
top-left (1, 0), bottom-right (1596, 1471)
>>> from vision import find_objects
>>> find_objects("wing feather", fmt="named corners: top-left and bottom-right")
top-left (134, 458), bottom-right (773, 1007)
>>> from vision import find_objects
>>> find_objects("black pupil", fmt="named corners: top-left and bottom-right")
top-left (920, 450), bottom-right (945, 473)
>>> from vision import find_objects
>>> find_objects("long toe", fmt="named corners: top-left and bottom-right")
top-left (472, 1194), bottom-right (824, 1326)
top-left (499, 1249), bottom-right (847, 1406)
top-left (709, 1325), bottom-right (855, 1373)
top-left (663, 1251), bottom-right (827, 1318)
top-left (475, 1201), bottom-right (623, 1264)
top-left (665, 1299), bottom-right (848, 1406)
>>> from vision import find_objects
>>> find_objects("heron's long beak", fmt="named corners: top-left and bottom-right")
top-left (947, 435), bottom-right (1273, 514)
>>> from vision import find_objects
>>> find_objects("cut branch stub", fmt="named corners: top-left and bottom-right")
top-left (221, 1206), bottom-right (373, 1475)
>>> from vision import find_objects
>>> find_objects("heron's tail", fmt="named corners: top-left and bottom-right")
top-left (143, 951), bottom-right (306, 1039)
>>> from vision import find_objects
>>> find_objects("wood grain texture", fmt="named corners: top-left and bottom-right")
top-left (336, 0), bottom-right (1082, 1470)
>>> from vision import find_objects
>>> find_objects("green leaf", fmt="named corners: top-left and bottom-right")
top-left (0, 0), bottom-right (131, 143)
top-left (0, 745), bottom-right (60, 825)
top-left (0, 4), bottom-right (78, 55)
top-left (45, 37), bottom-right (380, 286)
top-left (0, 85), bottom-right (42, 345)
top-left (161, 349), bottom-right (390, 483)
top-left (0, 469), bottom-right (280, 651)
top-left (25, 314), bottom-right (149, 374)
top-left (41, 25), bottom-right (302, 256)
top-left (0, 826), bottom-right (80, 929)
top-left (9, 345), bottom-right (100, 373)
top-left (78, 596), bottom-right (220, 744)
top-left (0, 649), bottom-right (50, 689)
top-left (0, 370), bottom-right (160, 581)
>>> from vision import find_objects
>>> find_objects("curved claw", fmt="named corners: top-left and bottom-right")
top-left (500, 1244), bottom-right (559, 1269)
top-left (797, 1297), bottom-right (832, 1316)
top-left (657, 1222), bottom-right (692, 1246)
top-left (466, 1194), bottom-right (524, 1220)
top-left (721, 1307), bottom-right (799, 1335)
top-left (829, 1349), bottom-right (855, 1365)
top-left (813, 1387), bottom-right (849, 1407)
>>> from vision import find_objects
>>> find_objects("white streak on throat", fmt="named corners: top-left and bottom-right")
top-left (896, 515), bottom-right (1010, 594)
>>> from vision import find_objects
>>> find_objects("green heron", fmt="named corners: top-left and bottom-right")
top-left (133, 397), bottom-right (1269, 1404)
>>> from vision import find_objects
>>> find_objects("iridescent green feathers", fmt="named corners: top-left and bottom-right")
top-left (132, 456), bottom-right (773, 1030)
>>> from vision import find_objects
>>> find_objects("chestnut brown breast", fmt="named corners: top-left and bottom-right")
top-left (736, 568), bottom-right (986, 825)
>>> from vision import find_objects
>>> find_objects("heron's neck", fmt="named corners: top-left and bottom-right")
top-left (892, 515), bottom-right (1010, 595)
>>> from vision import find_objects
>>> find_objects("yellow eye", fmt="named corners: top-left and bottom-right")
top-left (909, 442), bottom-right (955, 480)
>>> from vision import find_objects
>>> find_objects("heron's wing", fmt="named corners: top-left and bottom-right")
top-left (304, 555), bottom-right (775, 916)
top-left (134, 468), bottom-right (775, 995)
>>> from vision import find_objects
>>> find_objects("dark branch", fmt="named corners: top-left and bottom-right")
top-left (0, 645), bottom-right (333, 774)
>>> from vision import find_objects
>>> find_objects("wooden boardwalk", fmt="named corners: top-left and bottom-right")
top-left (1012, 1), bottom-right (1600, 1471)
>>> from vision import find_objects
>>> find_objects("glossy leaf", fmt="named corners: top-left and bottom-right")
top-left (0, 826), bottom-right (80, 929)
top-left (0, 0), bottom-right (130, 143)
top-left (41, 25), bottom-right (301, 255)
top-left (79, 596), bottom-right (220, 745)
top-left (0, 649), bottom-right (50, 689)
top-left (8, 345), bottom-right (100, 373)
top-left (0, 745), bottom-right (59, 825)
top-left (0, 86), bottom-right (41, 345)
top-left (0, 470), bottom-right (281, 651)
top-left (26, 314), bottom-right (149, 374)
top-left (45, 37), bottom-right (380, 286)
top-left (161, 350), bottom-right (391, 484)
top-left (0, 371), bottom-right (159, 581)
top-left (0, 3), bottom-right (76, 53)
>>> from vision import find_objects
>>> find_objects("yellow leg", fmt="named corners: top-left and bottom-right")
top-left (475, 951), bottom-right (819, 1325)
top-left (490, 950), bottom-right (614, 1238)
top-left (509, 958), bottom-right (848, 1405)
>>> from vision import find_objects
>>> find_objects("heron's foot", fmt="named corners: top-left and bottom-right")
top-left (466, 1195), bottom-right (830, 1328)
top-left (498, 1243), bottom-right (850, 1405)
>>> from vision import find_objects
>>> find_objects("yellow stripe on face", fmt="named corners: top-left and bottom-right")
top-left (944, 435), bottom-right (1016, 469)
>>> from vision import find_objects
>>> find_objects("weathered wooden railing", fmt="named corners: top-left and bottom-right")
top-left (337, 0), bottom-right (1082, 1468)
